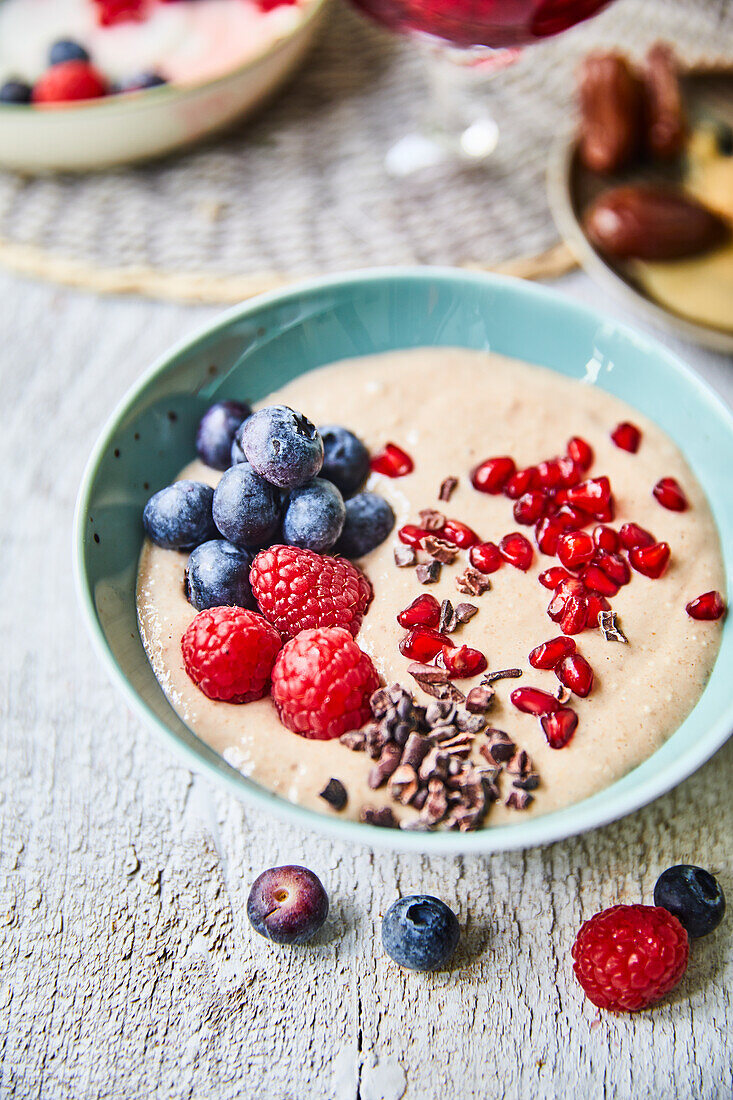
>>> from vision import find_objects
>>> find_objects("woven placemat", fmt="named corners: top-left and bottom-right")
top-left (0, 0), bottom-right (730, 303)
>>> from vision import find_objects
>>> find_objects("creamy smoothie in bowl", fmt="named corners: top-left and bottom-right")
top-left (136, 347), bottom-right (725, 834)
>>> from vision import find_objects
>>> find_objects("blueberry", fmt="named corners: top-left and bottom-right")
top-left (319, 424), bottom-right (370, 498)
top-left (212, 462), bottom-right (281, 549)
top-left (196, 400), bottom-right (252, 471)
top-left (247, 865), bottom-right (328, 945)
top-left (49, 39), bottom-right (90, 65)
top-left (184, 540), bottom-right (256, 611)
top-left (654, 865), bottom-right (726, 939)
top-left (382, 895), bottom-right (460, 971)
top-left (238, 405), bottom-right (323, 489)
top-left (230, 435), bottom-right (246, 465)
top-left (142, 480), bottom-right (216, 550)
top-left (0, 80), bottom-right (32, 104)
top-left (282, 478), bottom-right (345, 552)
top-left (335, 492), bottom-right (395, 558)
top-left (117, 71), bottom-right (168, 92)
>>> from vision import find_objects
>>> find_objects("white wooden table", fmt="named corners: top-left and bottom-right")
top-left (1, 268), bottom-right (730, 1100)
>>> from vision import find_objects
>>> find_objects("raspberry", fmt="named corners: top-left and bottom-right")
top-left (32, 61), bottom-right (107, 104)
top-left (250, 545), bottom-right (372, 639)
top-left (181, 606), bottom-right (281, 704)
top-left (271, 627), bottom-right (379, 740)
top-left (92, 0), bottom-right (146, 26)
top-left (572, 904), bottom-right (689, 1012)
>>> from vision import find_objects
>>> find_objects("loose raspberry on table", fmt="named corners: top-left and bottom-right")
top-left (271, 627), bottom-right (379, 740)
top-left (572, 904), bottom-right (689, 1012)
top-left (181, 606), bottom-right (281, 704)
top-left (250, 545), bottom-right (373, 639)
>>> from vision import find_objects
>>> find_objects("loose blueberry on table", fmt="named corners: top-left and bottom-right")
top-left (381, 895), bottom-right (460, 971)
top-left (247, 866), bottom-right (329, 945)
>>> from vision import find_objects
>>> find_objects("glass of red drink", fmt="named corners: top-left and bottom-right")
top-left (348, 0), bottom-right (616, 173)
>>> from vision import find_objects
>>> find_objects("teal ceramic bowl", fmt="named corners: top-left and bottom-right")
top-left (74, 268), bottom-right (733, 853)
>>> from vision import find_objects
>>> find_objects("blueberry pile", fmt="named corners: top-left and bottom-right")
top-left (142, 399), bottom-right (395, 611)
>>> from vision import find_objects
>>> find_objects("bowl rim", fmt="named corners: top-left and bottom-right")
top-left (0, 0), bottom-right (328, 119)
top-left (73, 265), bottom-right (733, 854)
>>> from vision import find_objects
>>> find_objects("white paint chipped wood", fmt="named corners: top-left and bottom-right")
top-left (0, 270), bottom-right (731, 1100)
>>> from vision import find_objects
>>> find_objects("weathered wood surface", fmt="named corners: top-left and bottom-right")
top-left (0, 270), bottom-right (731, 1100)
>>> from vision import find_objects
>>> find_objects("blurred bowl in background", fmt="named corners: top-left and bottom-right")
top-left (0, 0), bottom-right (329, 173)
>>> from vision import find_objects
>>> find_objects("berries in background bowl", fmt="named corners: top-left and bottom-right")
top-left (48, 39), bottom-right (90, 65)
top-left (184, 540), bottom-right (256, 612)
top-left (282, 478), bottom-right (346, 553)
top-left (196, 400), bottom-right (252, 471)
top-left (382, 895), bottom-right (460, 971)
top-left (250, 545), bottom-right (373, 638)
top-left (653, 865), bottom-right (726, 939)
top-left (212, 463), bottom-right (282, 549)
top-left (319, 425), bottom-right (370, 497)
top-left (247, 866), bottom-right (328, 945)
top-left (335, 492), bottom-right (396, 558)
top-left (572, 904), bottom-right (689, 1012)
top-left (117, 71), bottom-right (168, 92)
top-left (271, 626), bottom-right (379, 739)
top-left (0, 80), bottom-right (32, 104)
top-left (143, 479), bottom-right (216, 550)
top-left (32, 60), bottom-right (108, 104)
top-left (238, 405), bottom-right (323, 489)
top-left (181, 606), bottom-right (281, 704)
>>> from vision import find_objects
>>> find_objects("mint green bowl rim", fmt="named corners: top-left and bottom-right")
top-left (73, 266), bottom-right (733, 853)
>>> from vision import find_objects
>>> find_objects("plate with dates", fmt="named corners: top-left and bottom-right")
top-left (548, 59), bottom-right (733, 354)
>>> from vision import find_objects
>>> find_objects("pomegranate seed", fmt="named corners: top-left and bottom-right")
top-left (560, 595), bottom-right (589, 635)
top-left (439, 518), bottom-right (479, 549)
top-left (556, 653), bottom-right (594, 697)
top-left (557, 530), bottom-right (595, 571)
top-left (513, 490), bottom-right (548, 526)
top-left (471, 456), bottom-right (516, 494)
top-left (581, 564), bottom-right (619, 597)
top-left (557, 455), bottom-right (583, 488)
top-left (529, 636), bottom-right (576, 670)
top-left (399, 627), bottom-right (454, 662)
top-left (398, 524), bottom-right (430, 548)
top-left (567, 436), bottom-right (593, 471)
top-left (593, 525), bottom-right (619, 552)
top-left (685, 591), bottom-right (726, 621)
top-left (536, 458), bottom-right (564, 491)
top-left (653, 477), bottom-right (689, 512)
top-left (611, 421), bottom-right (642, 453)
top-left (554, 504), bottom-right (592, 530)
top-left (397, 594), bottom-right (441, 629)
top-left (562, 477), bottom-right (614, 519)
top-left (541, 707), bottom-right (578, 749)
top-left (504, 467), bottom-right (537, 499)
top-left (370, 442), bottom-right (414, 477)
top-left (539, 566), bottom-right (572, 589)
top-left (619, 522), bottom-right (655, 550)
top-left (499, 532), bottom-right (534, 571)
top-left (586, 594), bottom-right (611, 624)
top-left (547, 578), bottom-right (586, 622)
top-left (629, 541), bottom-right (671, 579)
top-left (535, 515), bottom-right (564, 556)
top-left (442, 644), bottom-right (488, 678)
top-left (510, 687), bottom-right (560, 716)
top-left (594, 549), bottom-right (630, 586)
top-left (469, 541), bottom-right (502, 574)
